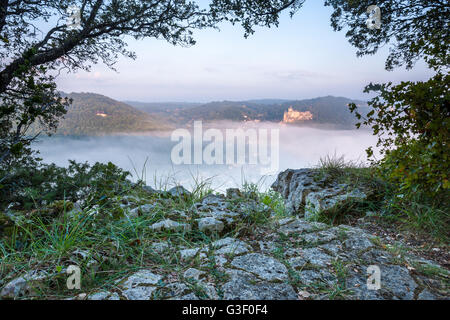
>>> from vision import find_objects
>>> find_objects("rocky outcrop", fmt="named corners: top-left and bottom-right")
top-left (3, 222), bottom-right (447, 300)
top-left (196, 217), bottom-right (224, 233)
top-left (1, 177), bottom-right (447, 301)
top-left (0, 270), bottom-right (48, 299)
top-left (64, 217), bottom-right (447, 300)
top-left (271, 169), bottom-right (367, 219)
top-left (166, 186), bottom-right (191, 199)
top-left (149, 219), bottom-right (191, 232)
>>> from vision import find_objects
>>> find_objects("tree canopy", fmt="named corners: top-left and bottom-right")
top-left (0, 0), bottom-right (305, 166)
top-left (0, 0), bottom-right (306, 93)
top-left (325, 0), bottom-right (449, 71)
top-left (333, 0), bottom-right (449, 194)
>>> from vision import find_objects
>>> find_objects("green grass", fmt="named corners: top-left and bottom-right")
top-left (1, 155), bottom-right (447, 299)
top-left (328, 259), bottom-right (351, 300)
top-left (316, 153), bottom-right (449, 243)
top-left (0, 183), bottom-right (204, 298)
top-left (382, 195), bottom-right (449, 241)
top-left (0, 165), bottom-right (290, 299)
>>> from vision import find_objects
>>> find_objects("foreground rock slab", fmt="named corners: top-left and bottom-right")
top-left (3, 171), bottom-right (448, 301)
top-left (76, 217), bottom-right (448, 301)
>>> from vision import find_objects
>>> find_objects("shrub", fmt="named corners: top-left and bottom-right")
top-left (350, 73), bottom-right (449, 196)
top-left (0, 160), bottom-right (132, 211)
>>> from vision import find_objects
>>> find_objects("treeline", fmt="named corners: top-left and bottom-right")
top-left (29, 92), bottom-right (172, 136)
top-left (130, 96), bottom-right (371, 127)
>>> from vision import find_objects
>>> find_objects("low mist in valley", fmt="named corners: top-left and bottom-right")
top-left (33, 122), bottom-right (378, 192)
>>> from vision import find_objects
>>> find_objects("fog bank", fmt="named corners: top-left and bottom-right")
top-left (32, 123), bottom-right (378, 191)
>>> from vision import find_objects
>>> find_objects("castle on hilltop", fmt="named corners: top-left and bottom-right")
top-left (282, 107), bottom-right (313, 123)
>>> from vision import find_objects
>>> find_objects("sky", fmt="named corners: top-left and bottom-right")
top-left (55, 1), bottom-right (434, 102)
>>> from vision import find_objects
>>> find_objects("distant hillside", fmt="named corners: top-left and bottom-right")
top-left (124, 101), bottom-right (203, 124)
top-left (177, 101), bottom-right (265, 122)
top-left (277, 96), bottom-right (371, 126)
top-left (143, 96), bottom-right (370, 127)
top-left (125, 101), bottom-right (202, 113)
top-left (45, 93), bottom-right (172, 135)
top-left (29, 94), bottom-right (369, 136)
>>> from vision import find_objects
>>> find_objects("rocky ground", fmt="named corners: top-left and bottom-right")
top-left (0, 170), bottom-right (448, 300)
top-left (76, 219), bottom-right (448, 300)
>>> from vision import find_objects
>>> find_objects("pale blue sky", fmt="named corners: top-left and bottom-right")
top-left (56, 1), bottom-right (434, 102)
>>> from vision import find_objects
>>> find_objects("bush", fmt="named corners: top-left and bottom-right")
top-left (0, 160), bottom-right (132, 211)
top-left (350, 73), bottom-right (450, 196)
top-left (379, 140), bottom-right (449, 197)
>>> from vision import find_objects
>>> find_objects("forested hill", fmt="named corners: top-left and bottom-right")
top-left (43, 92), bottom-right (172, 135)
top-left (31, 93), bottom-right (368, 136)
top-left (128, 96), bottom-right (370, 127)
